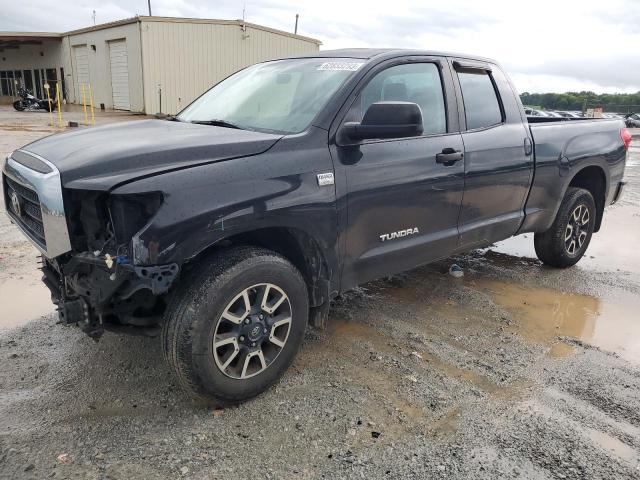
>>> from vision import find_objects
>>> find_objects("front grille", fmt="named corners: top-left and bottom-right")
top-left (3, 174), bottom-right (47, 247)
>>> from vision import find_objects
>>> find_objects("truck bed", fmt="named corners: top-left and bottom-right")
top-left (519, 117), bottom-right (626, 233)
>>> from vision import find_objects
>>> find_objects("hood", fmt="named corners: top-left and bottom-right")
top-left (21, 119), bottom-right (282, 191)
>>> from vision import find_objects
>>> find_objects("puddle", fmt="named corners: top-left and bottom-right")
top-left (0, 275), bottom-right (54, 329)
top-left (491, 146), bottom-right (640, 275)
top-left (330, 321), bottom-right (427, 422)
top-left (332, 318), bottom-right (530, 400)
top-left (584, 427), bottom-right (640, 464)
top-left (475, 279), bottom-right (640, 365)
top-left (522, 397), bottom-right (640, 465)
top-left (491, 206), bottom-right (640, 276)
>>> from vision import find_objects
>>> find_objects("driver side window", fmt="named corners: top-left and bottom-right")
top-left (351, 63), bottom-right (447, 136)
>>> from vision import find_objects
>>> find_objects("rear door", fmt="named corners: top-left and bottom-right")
top-left (450, 59), bottom-right (532, 248)
top-left (331, 57), bottom-right (465, 288)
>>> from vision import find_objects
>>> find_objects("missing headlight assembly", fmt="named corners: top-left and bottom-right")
top-left (44, 189), bottom-right (177, 338)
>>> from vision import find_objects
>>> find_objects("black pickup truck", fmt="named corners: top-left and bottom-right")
top-left (3, 49), bottom-right (631, 404)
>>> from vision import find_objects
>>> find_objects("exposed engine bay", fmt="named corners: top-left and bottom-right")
top-left (41, 189), bottom-right (179, 339)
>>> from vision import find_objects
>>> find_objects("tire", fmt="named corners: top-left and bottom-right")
top-left (13, 100), bottom-right (25, 111)
top-left (162, 246), bottom-right (309, 405)
top-left (534, 187), bottom-right (596, 268)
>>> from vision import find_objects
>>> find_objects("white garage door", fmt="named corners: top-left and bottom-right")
top-left (73, 45), bottom-right (89, 97)
top-left (109, 40), bottom-right (131, 110)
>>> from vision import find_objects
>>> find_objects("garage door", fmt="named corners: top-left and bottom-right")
top-left (109, 40), bottom-right (131, 110)
top-left (73, 45), bottom-right (89, 98)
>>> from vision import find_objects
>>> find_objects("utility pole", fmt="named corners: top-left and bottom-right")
top-left (294, 14), bottom-right (299, 34)
top-left (147, 0), bottom-right (152, 16)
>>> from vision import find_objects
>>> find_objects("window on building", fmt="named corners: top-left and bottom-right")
top-left (23, 70), bottom-right (34, 93)
top-left (0, 71), bottom-right (7, 96)
top-left (34, 70), bottom-right (43, 98)
top-left (456, 70), bottom-right (503, 130)
top-left (45, 68), bottom-right (58, 97)
top-left (13, 70), bottom-right (22, 91)
top-left (0, 71), bottom-right (16, 96)
top-left (60, 68), bottom-right (66, 100)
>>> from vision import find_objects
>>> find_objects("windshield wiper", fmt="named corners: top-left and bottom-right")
top-left (190, 119), bottom-right (243, 130)
top-left (156, 114), bottom-right (181, 121)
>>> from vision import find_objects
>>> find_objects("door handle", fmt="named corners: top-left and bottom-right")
top-left (524, 137), bottom-right (533, 156)
top-left (436, 148), bottom-right (464, 166)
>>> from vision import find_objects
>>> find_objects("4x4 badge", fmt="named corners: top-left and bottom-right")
top-left (317, 172), bottom-right (334, 186)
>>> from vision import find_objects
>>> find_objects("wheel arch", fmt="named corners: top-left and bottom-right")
top-left (567, 165), bottom-right (607, 232)
top-left (185, 226), bottom-right (333, 308)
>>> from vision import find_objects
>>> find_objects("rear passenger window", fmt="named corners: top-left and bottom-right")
top-left (355, 63), bottom-right (447, 135)
top-left (457, 71), bottom-right (503, 130)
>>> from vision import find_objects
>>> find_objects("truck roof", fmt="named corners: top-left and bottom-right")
top-left (292, 48), bottom-right (497, 64)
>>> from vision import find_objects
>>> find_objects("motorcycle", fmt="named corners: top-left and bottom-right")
top-left (13, 88), bottom-right (57, 112)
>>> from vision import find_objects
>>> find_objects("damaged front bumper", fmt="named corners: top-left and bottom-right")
top-left (4, 151), bottom-right (180, 338)
top-left (43, 253), bottom-right (179, 338)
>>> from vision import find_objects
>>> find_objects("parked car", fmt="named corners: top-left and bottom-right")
top-left (625, 113), bottom-right (640, 127)
top-left (556, 111), bottom-right (580, 118)
top-left (524, 107), bottom-right (549, 117)
top-left (3, 49), bottom-right (630, 405)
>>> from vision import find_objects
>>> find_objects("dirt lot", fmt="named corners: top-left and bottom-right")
top-left (1, 106), bottom-right (639, 479)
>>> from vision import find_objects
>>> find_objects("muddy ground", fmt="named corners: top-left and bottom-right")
top-left (1, 107), bottom-right (639, 479)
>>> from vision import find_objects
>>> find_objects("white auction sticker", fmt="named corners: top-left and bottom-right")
top-left (317, 62), bottom-right (364, 71)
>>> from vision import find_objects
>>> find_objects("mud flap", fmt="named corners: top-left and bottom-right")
top-left (309, 300), bottom-right (330, 330)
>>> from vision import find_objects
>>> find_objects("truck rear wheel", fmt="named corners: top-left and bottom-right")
top-left (534, 187), bottom-right (596, 268)
top-left (162, 246), bottom-right (308, 405)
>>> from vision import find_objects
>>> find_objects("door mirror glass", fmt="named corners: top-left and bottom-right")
top-left (344, 101), bottom-right (424, 140)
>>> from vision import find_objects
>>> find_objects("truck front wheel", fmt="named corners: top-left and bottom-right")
top-left (162, 247), bottom-right (309, 405)
top-left (534, 187), bottom-right (596, 268)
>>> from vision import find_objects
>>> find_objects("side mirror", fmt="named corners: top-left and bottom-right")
top-left (343, 101), bottom-right (423, 141)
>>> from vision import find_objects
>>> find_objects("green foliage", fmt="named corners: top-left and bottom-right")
top-left (520, 91), bottom-right (640, 113)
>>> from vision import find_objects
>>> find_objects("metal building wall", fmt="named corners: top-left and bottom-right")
top-left (139, 19), bottom-right (320, 115)
top-left (62, 21), bottom-right (144, 112)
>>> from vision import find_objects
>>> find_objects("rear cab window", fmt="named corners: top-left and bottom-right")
top-left (456, 68), bottom-right (503, 130)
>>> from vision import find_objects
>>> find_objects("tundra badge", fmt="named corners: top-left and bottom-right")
top-left (317, 172), bottom-right (335, 186)
top-left (380, 227), bottom-right (419, 242)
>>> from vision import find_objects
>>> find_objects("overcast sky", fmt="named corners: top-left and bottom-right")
top-left (3, 0), bottom-right (639, 93)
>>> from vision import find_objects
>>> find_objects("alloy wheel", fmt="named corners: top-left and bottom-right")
top-left (213, 283), bottom-right (292, 379)
top-left (564, 204), bottom-right (590, 256)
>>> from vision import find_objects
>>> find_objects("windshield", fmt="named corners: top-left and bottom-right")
top-left (177, 58), bottom-right (365, 134)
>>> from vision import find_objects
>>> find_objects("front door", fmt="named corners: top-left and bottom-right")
top-left (332, 59), bottom-right (465, 288)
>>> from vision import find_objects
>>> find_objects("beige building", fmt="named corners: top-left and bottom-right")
top-left (0, 16), bottom-right (321, 114)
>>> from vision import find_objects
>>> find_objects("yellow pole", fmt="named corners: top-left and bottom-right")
top-left (56, 83), bottom-right (63, 128)
top-left (45, 85), bottom-right (54, 128)
top-left (88, 83), bottom-right (95, 125)
top-left (81, 83), bottom-right (88, 125)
